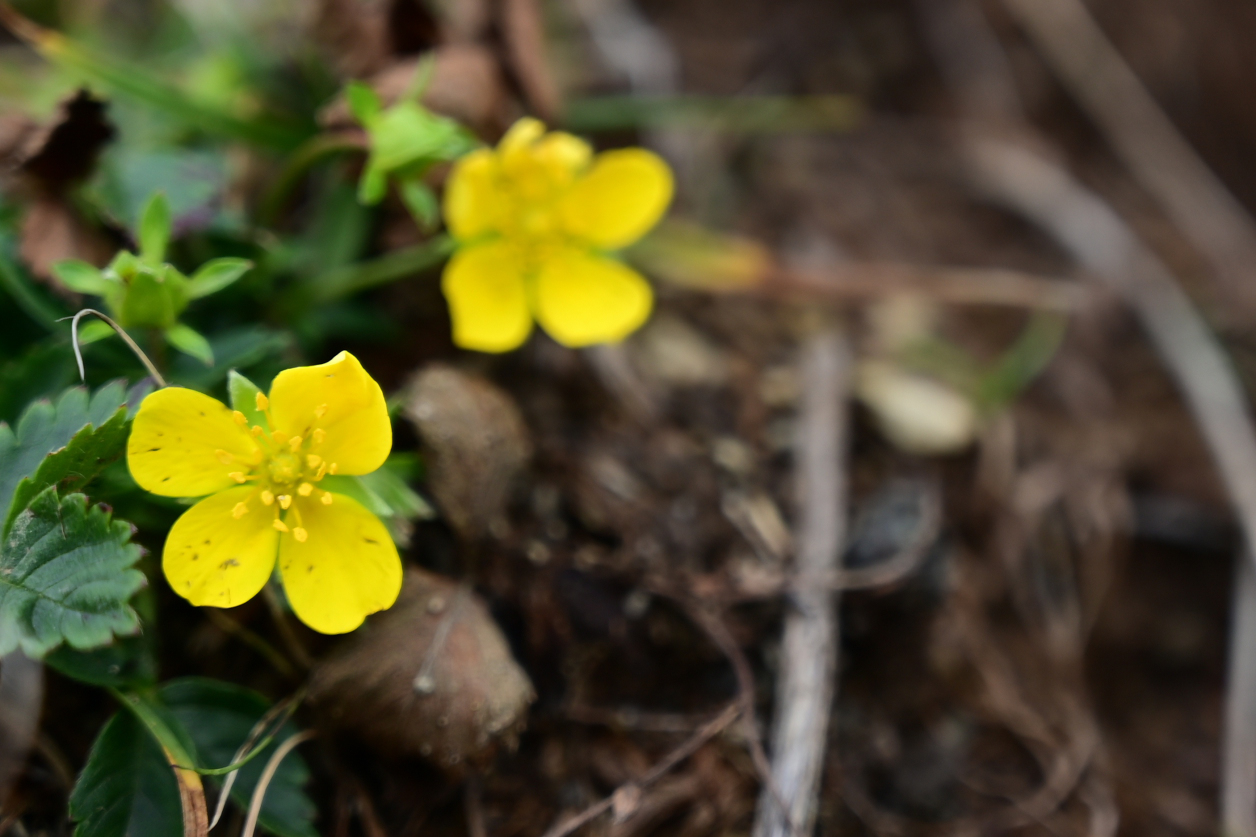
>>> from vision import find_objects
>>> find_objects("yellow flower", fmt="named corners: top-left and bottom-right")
top-left (442, 117), bottom-right (674, 352)
top-left (126, 352), bottom-right (401, 634)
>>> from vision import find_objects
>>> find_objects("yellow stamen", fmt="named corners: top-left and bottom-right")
top-left (261, 490), bottom-right (275, 506)
top-left (320, 492), bottom-right (334, 505)
top-left (251, 426), bottom-right (264, 438)
top-left (229, 472), bottom-right (248, 484)
top-left (278, 495), bottom-right (292, 509)
top-left (271, 430), bottom-right (287, 445)
top-left (273, 518), bottom-right (289, 533)
top-left (314, 462), bottom-right (327, 480)
top-left (307, 454), bottom-right (321, 468)
top-left (298, 482), bottom-right (314, 497)
top-left (255, 392), bottom-right (269, 411)
top-left (232, 411), bottom-right (247, 426)
top-left (215, 449), bottom-right (234, 465)
top-left (328, 462), bottom-right (339, 474)
top-left (292, 527), bottom-right (308, 543)
top-left (288, 435), bottom-right (303, 451)
top-left (312, 428), bottom-right (326, 444)
top-left (314, 404), bottom-right (328, 418)
top-left (232, 502), bottom-right (248, 519)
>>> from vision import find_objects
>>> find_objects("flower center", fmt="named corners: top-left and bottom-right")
top-left (219, 393), bottom-right (340, 543)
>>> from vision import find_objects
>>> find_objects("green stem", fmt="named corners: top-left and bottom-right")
top-left (305, 234), bottom-right (455, 303)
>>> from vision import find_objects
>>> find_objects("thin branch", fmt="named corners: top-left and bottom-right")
top-left (64, 309), bottom-right (166, 388)
top-left (240, 731), bottom-right (316, 837)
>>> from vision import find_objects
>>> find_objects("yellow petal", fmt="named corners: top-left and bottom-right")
top-left (444, 148), bottom-right (501, 240)
top-left (559, 149), bottom-right (673, 249)
top-left (498, 117), bottom-right (546, 158)
top-left (441, 241), bottom-right (533, 353)
top-left (128, 387), bottom-right (260, 497)
top-left (534, 247), bottom-right (653, 347)
top-left (268, 351), bottom-right (391, 476)
top-left (163, 487), bottom-right (278, 608)
top-left (278, 494), bottom-right (401, 634)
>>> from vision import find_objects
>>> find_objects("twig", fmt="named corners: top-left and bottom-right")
top-left (752, 326), bottom-right (851, 837)
top-left (999, 0), bottom-right (1256, 321)
top-left (261, 586), bottom-right (312, 672)
top-left (965, 134), bottom-right (1256, 837)
top-left (240, 730), bottom-right (316, 837)
top-left (465, 775), bottom-right (488, 837)
top-left (539, 703), bottom-right (740, 837)
top-left (65, 309), bottom-right (166, 387)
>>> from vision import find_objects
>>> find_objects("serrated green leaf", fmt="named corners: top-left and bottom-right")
top-left (164, 323), bottom-right (214, 366)
top-left (0, 382), bottom-right (130, 524)
top-left (186, 257), bottom-right (251, 299)
top-left (47, 632), bottom-right (158, 688)
top-left (161, 678), bottom-right (316, 837)
top-left (0, 488), bottom-right (144, 659)
top-left (137, 193), bottom-right (171, 264)
top-left (69, 710), bottom-right (184, 837)
top-left (52, 259), bottom-right (110, 295)
top-left (4, 404), bottom-right (129, 536)
top-left (228, 370), bottom-right (268, 430)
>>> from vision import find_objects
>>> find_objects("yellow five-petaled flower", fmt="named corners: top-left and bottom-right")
top-left (442, 117), bottom-right (674, 353)
top-left (127, 352), bottom-right (402, 634)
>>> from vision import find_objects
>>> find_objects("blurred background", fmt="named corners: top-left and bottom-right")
top-left (5, 0), bottom-right (1256, 835)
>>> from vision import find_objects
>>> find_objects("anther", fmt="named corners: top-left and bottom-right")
top-left (229, 471), bottom-right (248, 483)
top-left (314, 404), bottom-right (328, 418)
top-left (298, 482), bottom-right (314, 497)
top-left (293, 527), bottom-right (308, 543)
top-left (232, 502), bottom-right (248, 519)
top-left (288, 435), bottom-right (303, 451)
top-left (320, 492), bottom-right (334, 505)
top-left (307, 454), bottom-right (322, 468)
top-left (271, 430), bottom-right (287, 444)
top-left (273, 519), bottom-right (289, 533)
top-left (312, 428), bottom-right (326, 444)
top-left (251, 426), bottom-right (264, 437)
top-left (216, 449), bottom-right (234, 465)
top-left (314, 462), bottom-right (327, 480)
top-left (261, 490), bottom-right (275, 506)
top-left (255, 392), bottom-right (269, 411)
top-left (278, 495), bottom-right (292, 509)
top-left (328, 462), bottom-right (339, 474)
top-left (232, 411), bottom-right (247, 426)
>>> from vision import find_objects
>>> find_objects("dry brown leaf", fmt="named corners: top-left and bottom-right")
top-left (19, 195), bottom-right (114, 282)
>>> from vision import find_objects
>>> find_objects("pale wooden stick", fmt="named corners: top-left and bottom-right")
top-left (752, 326), bottom-right (851, 837)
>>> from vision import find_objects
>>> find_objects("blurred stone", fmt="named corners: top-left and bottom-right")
top-left (856, 360), bottom-right (977, 455)
top-left (630, 315), bottom-right (730, 388)
top-left (310, 568), bottom-right (534, 771)
top-left (403, 364), bottom-right (532, 540)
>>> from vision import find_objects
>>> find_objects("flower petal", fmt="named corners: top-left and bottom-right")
top-left (163, 487), bottom-right (278, 609)
top-left (534, 247), bottom-right (653, 347)
top-left (268, 351), bottom-right (391, 476)
top-left (559, 148), bottom-right (673, 249)
top-left (278, 494), bottom-right (401, 634)
top-left (444, 148), bottom-right (501, 240)
top-left (128, 387), bottom-right (259, 497)
top-left (441, 240), bottom-right (533, 353)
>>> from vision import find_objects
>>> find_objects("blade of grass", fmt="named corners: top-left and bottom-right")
top-left (304, 235), bottom-right (455, 303)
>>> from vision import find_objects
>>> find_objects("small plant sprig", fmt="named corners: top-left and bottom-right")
top-left (50, 193), bottom-right (252, 366)
top-left (347, 61), bottom-right (479, 230)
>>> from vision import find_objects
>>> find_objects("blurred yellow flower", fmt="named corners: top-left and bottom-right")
top-left (126, 352), bottom-right (401, 634)
top-left (442, 117), bottom-right (674, 352)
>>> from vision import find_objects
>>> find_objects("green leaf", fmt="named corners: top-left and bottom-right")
top-left (161, 678), bottom-right (317, 837)
top-left (69, 710), bottom-right (184, 837)
top-left (47, 632), bottom-right (158, 688)
top-left (164, 323), bottom-right (214, 366)
top-left (346, 81), bottom-right (382, 126)
top-left (228, 370), bottom-right (268, 430)
top-left (52, 259), bottom-right (110, 295)
top-left (0, 488), bottom-right (144, 659)
top-left (399, 179), bottom-right (439, 231)
top-left (76, 319), bottom-right (117, 345)
top-left (356, 163), bottom-right (387, 206)
top-left (0, 382), bottom-right (130, 525)
top-left (186, 257), bottom-right (252, 299)
top-left (3, 401), bottom-right (129, 537)
top-left (137, 193), bottom-right (171, 264)
top-left (321, 454), bottom-right (433, 547)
